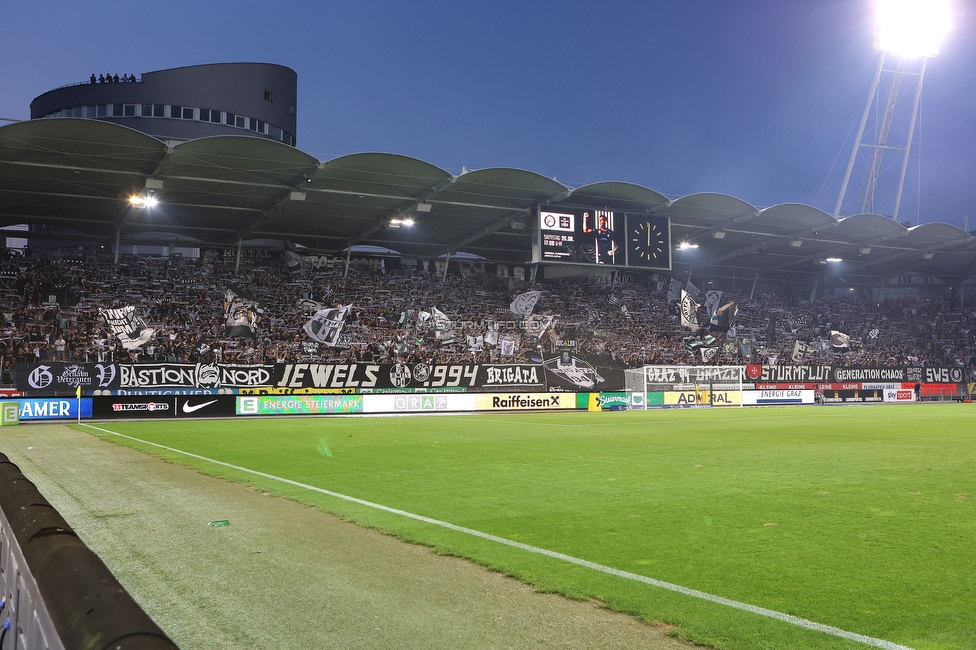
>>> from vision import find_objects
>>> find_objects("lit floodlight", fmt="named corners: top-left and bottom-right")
top-left (143, 195), bottom-right (158, 209)
top-left (677, 242), bottom-right (699, 250)
top-left (826, 257), bottom-right (843, 262)
top-left (401, 218), bottom-right (414, 226)
top-left (129, 195), bottom-right (144, 207)
top-left (876, 0), bottom-right (953, 58)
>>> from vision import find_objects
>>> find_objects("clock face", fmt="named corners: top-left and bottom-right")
top-left (628, 217), bottom-right (670, 268)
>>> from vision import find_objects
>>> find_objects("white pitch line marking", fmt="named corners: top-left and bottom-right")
top-left (80, 423), bottom-right (913, 650)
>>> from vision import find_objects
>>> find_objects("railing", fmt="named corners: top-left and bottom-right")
top-left (48, 77), bottom-right (141, 91)
top-left (0, 453), bottom-right (177, 650)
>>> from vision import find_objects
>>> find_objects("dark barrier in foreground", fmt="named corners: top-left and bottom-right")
top-left (0, 453), bottom-right (178, 650)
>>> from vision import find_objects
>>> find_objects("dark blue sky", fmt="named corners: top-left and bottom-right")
top-left (3, 1), bottom-right (973, 228)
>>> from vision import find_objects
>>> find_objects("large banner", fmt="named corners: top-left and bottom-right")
top-left (744, 365), bottom-right (967, 384)
top-left (16, 362), bottom-right (968, 396)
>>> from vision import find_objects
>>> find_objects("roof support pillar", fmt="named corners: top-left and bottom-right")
top-left (235, 239), bottom-right (243, 275)
top-left (749, 273), bottom-right (759, 301)
top-left (343, 246), bottom-right (352, 279)
top-left (441, 252), bottom-right (451, 283)
top-left (113, 227), bottom-right (121, 266)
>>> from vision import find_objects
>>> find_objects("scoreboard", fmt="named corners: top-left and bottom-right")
top-left (534, 207), bottom-right (671, 270)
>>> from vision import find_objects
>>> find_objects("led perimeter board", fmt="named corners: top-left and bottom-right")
top-left (534, 207), bottom-right (671, 270)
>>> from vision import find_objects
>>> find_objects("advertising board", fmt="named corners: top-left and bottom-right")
top-left (92, 396), bottom-right (177, 419)
top-left (883, 388), bottom-right (916, 403)
top-left (236, 395), bottom-right (363, 415)
top-left (741, 390), bottom-right (814, 405)
top-left (474, 393), bottom-right (576, 411)
top-left (661, 390), bottom-right (742, 407)
top-left (18, 398), bottom-right (92, 420)
top-left (363, 394), bottom-right (477, 413)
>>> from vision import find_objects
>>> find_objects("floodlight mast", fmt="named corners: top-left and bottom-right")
top-left (833, 0), bottom-right (952, 222)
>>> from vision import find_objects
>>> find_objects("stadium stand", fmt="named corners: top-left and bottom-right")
top-left (1, 251), bottom-right (973, 387)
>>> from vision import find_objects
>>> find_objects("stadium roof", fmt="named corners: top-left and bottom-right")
top-left (2, 118), bottom-right (975, 285)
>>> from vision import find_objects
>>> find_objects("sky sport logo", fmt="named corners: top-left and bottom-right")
top-left (111, 402), bottom-right (170, 412)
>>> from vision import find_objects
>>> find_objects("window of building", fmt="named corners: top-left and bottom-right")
top-left (199, 108), bottom-right (221, 123)
top-left (123, 104), bottom-right (136, 117)
top-left (140, 104), bottom-right (165, 118)
top-left (264, 89), bottom-right (272, 102)
top-left (113, 104), bottom-right (123, 117)
top-left (181, 106), bottom-right (194, 119)
top-left (268, 124), bottom-right (282, 141)
top-left (226, 113), bottom-right (246, 128)
top-left (87, 106), bottom-right (96, 118)
top-left (96, 105), bottom-right (107, 118)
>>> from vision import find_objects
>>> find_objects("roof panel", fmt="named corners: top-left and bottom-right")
top-left (3, 120), bottom-right (976, 280)
top-left (567, 182), bottom-right (670, 211)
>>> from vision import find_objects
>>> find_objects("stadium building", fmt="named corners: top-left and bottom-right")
top-left (29, 63), bottom-right (297, 147)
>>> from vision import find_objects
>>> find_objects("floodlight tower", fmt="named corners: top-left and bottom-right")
top-left (834, 0), bottom-right (954, 220)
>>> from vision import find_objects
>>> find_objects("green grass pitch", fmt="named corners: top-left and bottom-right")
top-left (79, 405), bottom-right (976, 650)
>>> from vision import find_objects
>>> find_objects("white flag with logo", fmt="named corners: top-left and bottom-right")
top-left (499, 337), bottom-right (515, 358)
top-left (484, 321), bottom-right (499, 346)
top-left (509, 291), bottom-right (542, 318)
top-left (101, 306), bottom-right (155, 350)
top-left (466, 335), bottom-right (484, 352)
top-left (680, 290), bottom-right (700, 332)
top-left (431, 307), bottom-right (455, 343)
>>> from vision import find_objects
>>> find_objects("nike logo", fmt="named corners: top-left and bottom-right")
top-left (183, 399), bottom-right (218, 413)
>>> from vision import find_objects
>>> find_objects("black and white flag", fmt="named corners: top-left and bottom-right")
top-left (305, 305), bottom-right (352, 346)
top-left (830, 330), bottom-right (850, 349)
top-left (713, 299), bottom-right (738, 331)
top-left (432, 307), bottom-right (455, 344)
top-left (704, 291), bottom-right (723, 323)
top-left (101, 306), bottom-right (155, 350)
top-left (666, 278), bottom-right (683, 302)
top-left (297, 298), bottom-right (324, 315)
top-left (224, 286), bottom-right (261, 339)
top-left (792, 340), bottom-right (816, 363)
top-left (524, 314), bottom-right (555, 337)
top-left (509, 291), bottom-right (542, 318)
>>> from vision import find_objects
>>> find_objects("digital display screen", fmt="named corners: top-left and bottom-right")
top-left (537, 208), bottom-right (670, 270)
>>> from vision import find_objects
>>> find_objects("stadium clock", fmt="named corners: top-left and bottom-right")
top-left (627, 216), bottom-right (670, 268)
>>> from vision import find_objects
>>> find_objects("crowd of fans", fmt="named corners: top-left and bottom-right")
top-left (1, 251), bottom-right (974, 383)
